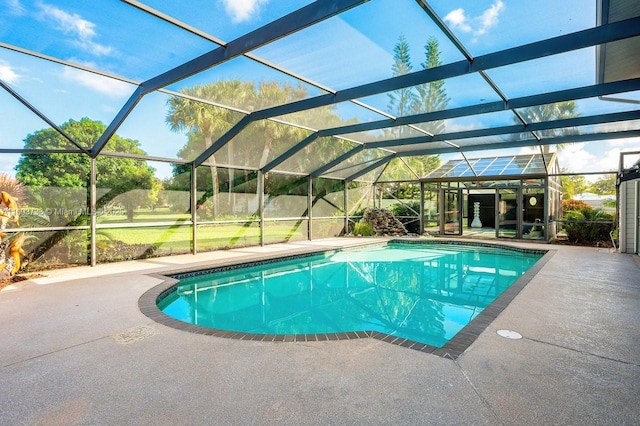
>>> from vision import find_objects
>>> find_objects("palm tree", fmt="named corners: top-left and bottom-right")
top-left (168, 80), bottom-right (330, 215)
top-left (515, 101), bottom-right (579, 153)
top-left (251, 81), bottom-right (308, 168)
top-left (166, 81), bottom-right (253, 216)
top-left (0, 173), bottom-right (26, 203)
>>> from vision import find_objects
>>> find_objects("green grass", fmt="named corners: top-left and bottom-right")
top-left (98, 207), bottom-right (190, 224)
top-left (98, 220), bottom-right (308, 252)
top-left (22, 214), bottom-right (340, 270)
top-left (99, 226), bottom-right (192, 251)
top-left (93, 208), bottom-right (336, 254)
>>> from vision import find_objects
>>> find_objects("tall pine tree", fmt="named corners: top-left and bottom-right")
top-left (385, 35), bottom-right (448, 180)
top-left (414, 37), bottom-right (450, 134)
top-left (387, 35), bottom-right (416, 138)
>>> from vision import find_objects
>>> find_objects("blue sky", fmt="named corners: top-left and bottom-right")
top-left (1, 0), bottom-right (638, 180)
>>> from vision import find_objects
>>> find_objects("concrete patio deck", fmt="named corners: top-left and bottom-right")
top-left (1, 238), bottom-right (639, 425)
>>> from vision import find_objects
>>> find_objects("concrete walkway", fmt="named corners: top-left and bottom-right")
top-left (1, 238), bottom-right (639, 425)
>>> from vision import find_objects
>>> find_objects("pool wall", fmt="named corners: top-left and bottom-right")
top-left (139, 239), bottom-right (554, 359)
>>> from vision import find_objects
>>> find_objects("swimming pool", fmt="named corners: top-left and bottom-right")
top-left (148, 241), bottom-right (547, 354)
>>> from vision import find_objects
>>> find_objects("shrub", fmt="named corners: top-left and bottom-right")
top-left (96, 240), bottom-right (158, 263)
top-left (350, 207), bottom-right (366, 219)
top-left (347, 208), bottom-right (366, 234)
top-left (563, 207), bottom-right (614, 244)
top-left (562, 199), bottom-right (592, 214)
top-left (390, 201), bottom-right (421, 234)
top-left (352, 221), bottom-right (374, 237)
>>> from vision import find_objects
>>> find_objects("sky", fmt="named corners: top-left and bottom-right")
top-left (0, 0), bottom-right (638, 180)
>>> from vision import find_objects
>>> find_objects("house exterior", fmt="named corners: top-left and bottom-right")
top-left (618, 156), bottom-right (640, 254)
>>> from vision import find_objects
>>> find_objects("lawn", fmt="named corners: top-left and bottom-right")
top-left (97, 208), bottom-right (190, 224)
top-left (98, 211), bottom-right (309, 254)
top-left (21, 208), bottom-right (335, 269)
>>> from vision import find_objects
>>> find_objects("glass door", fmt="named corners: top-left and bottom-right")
top-left (496, 189), bottom-right (518, 238)
top-left (522, 188), bottom-right (545, 240)
top-left (442, 189), bottom-right (462, 235)
top-left (423, 187), bottom-right (440, 235)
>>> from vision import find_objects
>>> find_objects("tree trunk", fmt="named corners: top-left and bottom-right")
top-left (210, 157), bottom-right (219, 218)
top-left (204, 136), bottom-right (219, 218)
top-left (228, 143), bottom-right (235, 214)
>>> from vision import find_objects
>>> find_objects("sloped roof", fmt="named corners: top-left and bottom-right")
top-left (426, 154), bottom-right (557, 179)
top-left (1, 0), bottom-right (639, 182)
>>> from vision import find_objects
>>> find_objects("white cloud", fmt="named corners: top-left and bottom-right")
top-left (37, 2), bottom-right (113, 56)
top-left (0, 154), bottom-right (20, 177)
top-left (607, 139), bottom-right (636, 147)
top-left (220, 0), bottom-right (268, 23)
top-left (101, 104), bottom-right (120, 115)
top-left (0, 61), bottom-right (20, 84)
top-left (6, 0), bottom-right (26, 15)
top-left (557, 143), bottom-right (596, 172)
top-left (444, 0), bottom-right (505, 38)
top-left (476, 0), bottom-right (504, 36)
top-left (594, 148), bottom-right (623, 172)
top-left (600, 138), bottom-right (640, 170)
top-left (62, 67), bottom-right (132, 99)
top-left (607, 137), bottom-right (640, 148)
top-left (556, 141), bottom-right (638, 174)
top-left (443, 8), bottom-right (472, 33)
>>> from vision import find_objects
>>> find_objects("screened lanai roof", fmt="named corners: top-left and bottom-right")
top-left (425, 154), bottom-right (557, 179)
top-left (1, 0), bottom-right (639, 183)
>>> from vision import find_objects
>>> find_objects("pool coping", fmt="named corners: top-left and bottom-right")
top-left (138, 239), bottom-right (555, 360)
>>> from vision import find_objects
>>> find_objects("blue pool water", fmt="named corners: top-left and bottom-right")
top-left (159, 242), bottom-right (543, 348)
